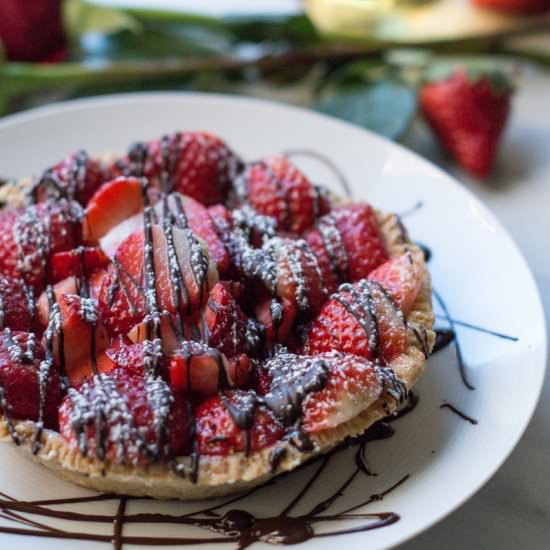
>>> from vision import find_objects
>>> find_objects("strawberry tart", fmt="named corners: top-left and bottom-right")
top-left (0, 132), bottom-right (435, 498)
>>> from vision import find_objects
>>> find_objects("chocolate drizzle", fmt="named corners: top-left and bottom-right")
top-left (0, 411), bottom-right (414, 550)
top-left (440, 403), bottom-right (478, 425)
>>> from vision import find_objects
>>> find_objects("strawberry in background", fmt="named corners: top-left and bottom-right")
top-left (0, 0), bottom-right (67, 62)
top-left (472, 0), bottom-right (550, 12)
top-left (420, 68), bottom-right (513, 179)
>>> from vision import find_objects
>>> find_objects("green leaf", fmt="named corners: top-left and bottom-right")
top-left (314, 81), bottom-right (417, 140)
top-left (64, 0), bottom-right (141, 39)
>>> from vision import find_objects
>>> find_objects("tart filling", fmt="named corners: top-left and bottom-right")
top-left (0, 132), bottom-right (434, 498)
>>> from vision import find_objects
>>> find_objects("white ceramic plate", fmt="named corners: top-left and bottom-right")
top-left (0, 94), bottom-right (545, 550)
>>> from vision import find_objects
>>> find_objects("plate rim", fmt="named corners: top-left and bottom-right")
top-left (0, 91), bottom-right (547, 547)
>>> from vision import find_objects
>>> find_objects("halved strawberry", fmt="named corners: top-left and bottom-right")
top-left (179, 195), bottom-right (230, 275)
top-left (0, 276), bottom-right (34, 332)
top-left (255, 296), bottom-right (296, 344)
top-left (37, 151), bottom-right (110, 206)
top-left (168, 341), bottom-right (227, 397)
top-left (117, 131), bottom-right (241, 206)
top-left (58, 366), bottom-right (192, 464)
top-left (270, 237), bottom-right (328, 317)
top-left (98, 223), bottom-right (217, 335)
top-left (82, 177), bottom-right (147, 243)
top-left (241, 155), bottom-right (330, 233)
top-left (195, 391), bottom-right (284, 456)
top-left (304, 280), bottom-right (408, 362)
top-left (301, 353), bottom-right (383, 432)
top-left (304, 203), bottom-right (388, 289)
top-left (0, 199), bottom-right (82, 291)
top-left (368, 251), bottom-right (425, 315)
top-left (51, 246), bottom-right (109, 283)
top-left (94, 191), bottom-right (229, 275)
top-left (203, 282), bottom-right (249, 357)
top-left (37, 293), bottom-right (109, 379)
top-left (0, 330), bottom-right (62, 429)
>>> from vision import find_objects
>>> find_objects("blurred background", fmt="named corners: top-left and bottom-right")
top-left (0, 0), bottom-right (549, 180)
top-left (1, 2), bottom-right (550, 548)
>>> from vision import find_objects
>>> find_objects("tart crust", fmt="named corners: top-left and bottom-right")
top-left (0, 192), bottom-right (435, 499)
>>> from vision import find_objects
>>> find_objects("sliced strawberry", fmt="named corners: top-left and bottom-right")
top-left (82, 177), bottom-right (147, 243)
top-left (301, 353), bottom-right (383, 432)
top-left (168, 341), bottom-right (226, 397)
top-left (195, 391), bottom-right (284, 456)
top-left (304, 203), bottom-right (388, 288)
top-left (368, 251), bottom-right (425, 315)
top-left (36, 276), bottom-right (78, 325)
top-left (0, 330), bottom-right (62, 429)
top-left (98, 223), bottom-right (216, 335)
top-left (37, 151), bottom-right (111, 206)
top-left (241, 155), bottom-right (330, 233)
top-left (38, 293), bottom-right (109, 379)
top-left (255, 296), bottom-right (296, 344)
top-left (51, 246), bottom-right (109, 283)
top-left (271, 237), bottom-right (328, 317)
top-left (58, 366), bottom-right (192, 464)
top-left (203, 282), bottom-right (249, 357)
top-left (128, 312), bottom-right (195, 356)
top-left (67, 351), bottom-right (116, 388)
top-left (304, 280), bottom-right (408, 362)
top-left (0, 199), bottom-right (82, 291)
top-left (0, 276), bottom-right (34, 332)
top-left (118, 131), bottom-right (241, 206)
top-left (179, 195), bottom-right (230, 275)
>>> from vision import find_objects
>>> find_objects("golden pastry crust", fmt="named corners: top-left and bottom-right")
top-left (0, 189), bottom-right (435, 500)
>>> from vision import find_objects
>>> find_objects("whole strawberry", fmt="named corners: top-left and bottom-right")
top-left (473, 0), bottom-right (550, 12)
top-left (420, 69), bottom-right (513, 178)
top-left (0, 0), bottom-right (67, 62)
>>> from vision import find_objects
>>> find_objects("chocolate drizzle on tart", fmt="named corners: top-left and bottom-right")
top-left (0, 411), bottom-right (412, 550)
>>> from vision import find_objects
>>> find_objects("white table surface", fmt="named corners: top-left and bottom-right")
top-left (401, 65), bottom-right (550, 549)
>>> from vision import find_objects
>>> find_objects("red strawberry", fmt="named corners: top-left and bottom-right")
top-left (294, 353), bottom-right (383, 432)
top-left (0, 0), bottom-right (67, 62)
top-left (473, 0), bottom-right (550, 12)
top-left (58, 366), bottom-right (192, 464)
top-left (195, 392), bottom-right (284, 456)
top-left (304, 203), bottom-right (388, 290)
top-left (203, 283), bottom-right (249, 357)
top-left (114, 132), bottom-right (241, 206)
top-left (420, 69), bottom-right (512, 178)
top-left (82, 177), bottom-right (146, 243)
top-left (0, 276), bottom-right (34, 332)
top-left (98, 223), bottom-right (216, 335)
top-left (255, 296), bottom-right (296, 344)
top-left (69, 338), bottom-right (156, 388)
top-left (368, 251), bottom-right (425, 315)
top-left (51, 246), bottom-right (109, 283)
top-left (241, 155), bottom-right (330, 233)
top-left (271, 238), bottom-right (329, 317)
top-left (37, 152), bottom-right (110, 206)
top-left (0, 200), bottom-right (82, 291)
top-left (0, 330), bottom-right (62, 429)
top-left (304, 280), bottom-right (409, 362)
top-left (168, 341), bottom-right (252, 397)
top-left (37, 292), bottom-right (109, 382)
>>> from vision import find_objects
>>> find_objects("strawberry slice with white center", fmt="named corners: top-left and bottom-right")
top-left (82, 177), bottom-right (148, 243)
top-left (368, 251), bottom-right (425, 315)
top-left (302, 353), bottom-right (384, 432)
